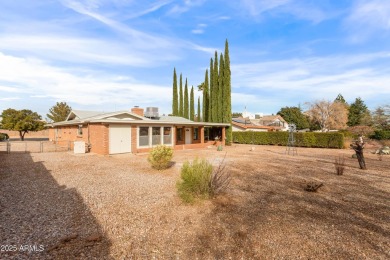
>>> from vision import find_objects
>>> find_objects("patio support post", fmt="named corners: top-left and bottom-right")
top-left (222, 127), bottom-right (226, 145)
top-left (200, 126), bottom-right (204, 144)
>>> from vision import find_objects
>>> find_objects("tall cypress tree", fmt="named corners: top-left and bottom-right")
top-left (213, 51), bottom-right (219, 122)
top-left (224, 39), bottom-right (232, 145)
top-left (179, 73), bottom-right (183, 117)
top-left (209, 58), bottom-right (214, 122)
top-left (218, 53), bottom-right (224, 122)
top-left (203, 69), bottom-right (209, 122)
top-left (197, 97), bottom-right (201, 122)
top-left (184, 78), bottom-right (189, 119)
top-left (172, 68), bottom-right (178, 116)
top-left (190, 86), bottom-right (194, 121)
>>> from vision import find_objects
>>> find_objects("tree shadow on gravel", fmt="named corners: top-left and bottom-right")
top-left (189, 159), bottom-right (390, 259)
top-left (0, 153), bottom-right (112, 259)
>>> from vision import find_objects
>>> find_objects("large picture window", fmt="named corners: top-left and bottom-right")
top-left (152, 127), bottom-right (161, 145)
top-left (164, 127), bottom-right (172, 144)
top-left (139, 127), bottom-right (149, 146)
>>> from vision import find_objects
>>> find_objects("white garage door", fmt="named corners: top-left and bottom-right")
top-left (109, 125), bottom-right (132, 154)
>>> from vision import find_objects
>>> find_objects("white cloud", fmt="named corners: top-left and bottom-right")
top-left (345, 0), bottom-right (390, 42)
top-left (238, 0), bottom-right (329, 23)
top-left (232, 52), bottom-right (390, 109)
top-left (240, 0), bottom-right (292, 16)
top-left (0, 97), bottom-right (20, 101)
top-left (167, 0), bottom-right (206, 15)
top-left (191, 29), bottom-right (204, 34)
top-left (0, 52), bottom-right (172, 112)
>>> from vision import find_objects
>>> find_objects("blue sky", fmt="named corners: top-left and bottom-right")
top-left (0, 0), bottom-right (389, 119)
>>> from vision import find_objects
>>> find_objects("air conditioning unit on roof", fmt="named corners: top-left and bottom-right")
top-left (144, 107), bottom-right (159, 118)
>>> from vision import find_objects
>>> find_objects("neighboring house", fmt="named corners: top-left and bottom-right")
top-left (251, 115), bottom-right (289, 131)
top-left (47, 107), bottom-right (229, 155)
top-left (232, 118), bottom-right (272, 132)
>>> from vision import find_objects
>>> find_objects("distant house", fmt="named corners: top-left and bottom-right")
top-left (47, 107), bottom-right (229, 155)
top-left (251, 115), bottom-right (289, 131)
top-left (232, 118), bottom-right (272, 132)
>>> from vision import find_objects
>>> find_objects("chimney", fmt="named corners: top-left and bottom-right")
top-left (131, 106), bottom-right (144, 117)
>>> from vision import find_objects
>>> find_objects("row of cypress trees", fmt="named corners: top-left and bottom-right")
top-left (172, 70), bottom-right (197, 121)
top-left (172, 40), bottom-right (232, 144)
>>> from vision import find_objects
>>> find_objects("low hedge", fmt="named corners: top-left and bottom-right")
top-left (371, 130), bottom-right (390, 140)
top-left (232, 131), bottom-right (344, 149)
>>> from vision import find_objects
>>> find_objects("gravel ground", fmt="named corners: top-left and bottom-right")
top-left (1, 144), bottom-right (389, 259)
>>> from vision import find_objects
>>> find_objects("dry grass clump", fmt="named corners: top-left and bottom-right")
top-left (334, 155), bottom-right (346, 175)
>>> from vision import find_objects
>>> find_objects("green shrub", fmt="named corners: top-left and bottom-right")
top-left (177, 157), bottom-right (231, 203)
top-left (177, 158), bottom-right (213, 203)
top-left (0, 133), bottom-right (9, 141)
top-left (148, 145), bottom-right (173, 170)
top-left (232, 131), bottom-right (344, 149)
top-left (371, 130), bottom-right (390, 140)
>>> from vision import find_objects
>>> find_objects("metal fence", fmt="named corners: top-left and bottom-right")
top-left (0, 140), bottom-right (72, 154)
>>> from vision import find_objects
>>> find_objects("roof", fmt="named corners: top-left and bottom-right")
top-left (258, 115), bottom-right (287, 122)
top-left (66, 110), bottom-right (104, 121)
top-left (48, 110), bottom-right (229, 127)
top-left (157, 116), bottom-right (192, 122)
top-left (232, 121), bottom-right (272, 130)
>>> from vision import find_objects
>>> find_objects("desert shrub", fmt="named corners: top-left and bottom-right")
top-left (371, 130), bottom-right (390, 140)
top-left (177, 157), bottom-right (231, 203)
top-left (147, 145), bottom-right (173, 170)
top-left (334, 155), bottom-right (345, 175)
top-left (232, 132), bottom-right (344, 148)
top-left (209, 155), bottom-right (231, 196)
top-left (177, 158), bottom-right (212, 203)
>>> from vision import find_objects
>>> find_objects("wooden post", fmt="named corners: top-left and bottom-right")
top-left (221, 127), bottom-right (226, 146)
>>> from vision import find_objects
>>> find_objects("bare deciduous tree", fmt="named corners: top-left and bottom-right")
top-left (305, 100), bottom-right (348, 132)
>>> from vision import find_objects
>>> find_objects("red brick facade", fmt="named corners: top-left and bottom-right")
top-left (48, 123), bottom-right (226, 155)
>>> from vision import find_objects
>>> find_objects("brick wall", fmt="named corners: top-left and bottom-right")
top-left (1, 129), bottom-right (49, 139)
top-left (48, 124), bottom-right (109, 155)
top-left (89, 124), bottom-right (109, 155)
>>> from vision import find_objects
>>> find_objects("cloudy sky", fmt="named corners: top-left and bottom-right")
top-left (0, 0), bottom-right (389, 118)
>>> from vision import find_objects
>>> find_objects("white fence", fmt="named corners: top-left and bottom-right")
top-left (0, 141), bottom-right (72, 154)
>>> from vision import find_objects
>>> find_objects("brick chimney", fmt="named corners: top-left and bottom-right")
top-left (131, 106), bottom-right (144, 117)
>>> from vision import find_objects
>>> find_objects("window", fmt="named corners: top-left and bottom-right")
top-left (77, 125), bottom-right (83, 136)
top-left (193, 128), bottom-right (199, 140)
top-left (164, 127), bottom-right (172, 144)
top-left (139, 127), bottom-right (149, 146)
top-left (177, 128), bottom-right (183, 142)
top-left (152, 127), bottom-right (161, 145)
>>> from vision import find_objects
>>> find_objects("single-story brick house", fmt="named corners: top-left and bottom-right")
top-left (47, 107), bottom-right (229, 155)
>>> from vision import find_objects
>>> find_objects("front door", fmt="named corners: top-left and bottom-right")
top-left (185, 128), bottom-right (192, 144)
